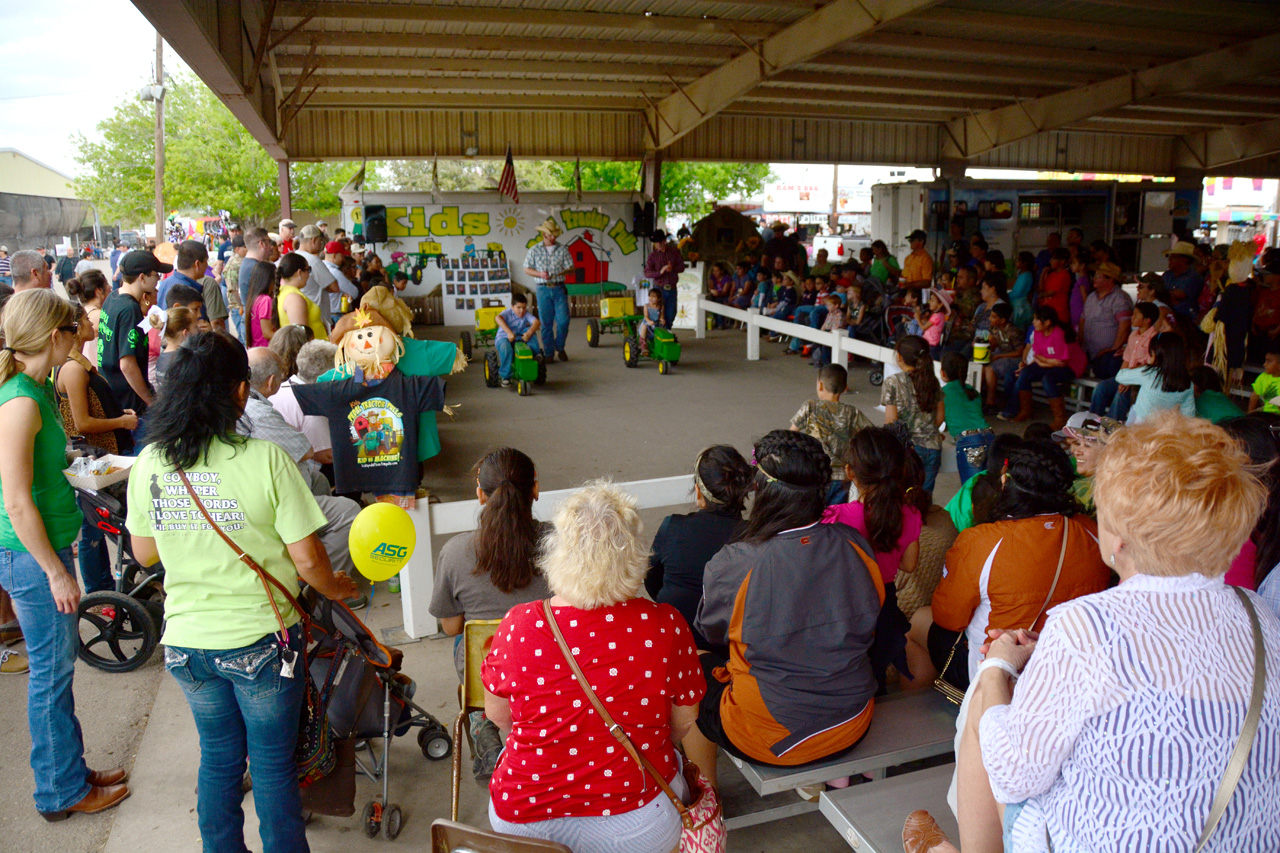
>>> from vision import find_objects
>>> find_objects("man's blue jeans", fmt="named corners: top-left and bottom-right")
top-left (1088, 377), bottom-right (1135, 422)
top-left (0, 546), bottom-right (92, 813)
top-left (535, 285), bottom-right (570, 355)
top-left (916, 446), bottom-right (942, 494)
top-left (165, 625), bottom-right (309, 853)
top-left (77, 519), bottom-right (113, 593)
top-left (495, 334), bottom-right (542, 380)
top-left (229, 307), bottom-right (245, 343)
top-left (661, 287), bottom-right (678, 328)
top-left (788, 305), bottom-right (829, 352)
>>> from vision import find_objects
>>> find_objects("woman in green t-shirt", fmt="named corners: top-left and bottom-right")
top-left (126, 331), bottom-right (357, 852)
top-left (0, 289), bottom-right (131, 820)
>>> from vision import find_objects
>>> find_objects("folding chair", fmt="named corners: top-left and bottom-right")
top-left (451, 619), bottom-right (502, 821)
top-left (431, 819), bottom-right (572, 852)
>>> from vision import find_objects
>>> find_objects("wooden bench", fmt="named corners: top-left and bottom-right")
top-left (722, 690), bottom-right (958, 830)
top-left (819, 763), bottom-right (959, 852)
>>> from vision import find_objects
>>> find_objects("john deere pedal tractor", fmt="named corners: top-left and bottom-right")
top-left (585, 295), bottom-right (641, 348)
top-left (483, 340), bottom-right (547, 396)
top-left (623, 327), bottom-right (681, 375)
top-left (459, 305), bottom-right (504, 360)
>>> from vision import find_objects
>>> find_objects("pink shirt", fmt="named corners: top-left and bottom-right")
top-left (1032, 326), bottom-right (1068, 360)
top-left (1226, 537), bottom-right (1258, 591)
top-left (821, 501), bottom-right (922, 585)
top-left (922, 312), bottom-right (945, 346)
top-left (1122, 326), bottom-right (1157, 367)
top-left (250, 294), bottom-right (274, 348)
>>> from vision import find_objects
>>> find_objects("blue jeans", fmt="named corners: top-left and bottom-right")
top-left (1088, 377), bottom-right (1134, 421)
top-left (915, 446), bottom-right (941, 494)
top-left (165, 625), bottom-right (308, 853)
top-left (0, 275), bottom-right (12, 287)
top-left (77, 518), bottom-right (113, 594)
top-left (229, 307), bottom-right (245, 343)
top-left (0, 546), bottom-right (92, 813)
top-left (956, 430), bottom-right (995, 484)
top-left (788, 305), bottom-right (828, 351)
top-left (1003, 365), bottom-right (1075, 415)
top-left (495, 334), bottom-right (542, 380)
top-left (1090, 351), bottom-right (1122, 380)
top-left (661, 287), bottom-right (678, 328)
top-left (536, 285), bottom-right (570, 355)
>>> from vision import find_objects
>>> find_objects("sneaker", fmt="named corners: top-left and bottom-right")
top-left (557, 350), bottom-right (569, 362)
top-left (500, 378), bottom-right (511, 387)
top-left (470, 711), bottom-right (504, 781)
top-left (0, 649), bottom-right (28, 674)
top-left (795, 783), bottom-right (825, 802)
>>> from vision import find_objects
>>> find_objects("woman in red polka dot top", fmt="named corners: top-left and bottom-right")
top-left (482, 481), bottom-right (707, 853)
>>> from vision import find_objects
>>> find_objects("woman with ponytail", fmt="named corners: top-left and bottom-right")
top-left (66, 268), bottom-right (109, 365)
top-left (429, 447), bottom-right (551, 779)
top-left (0, 289), bottom-right (131, 819)
top-left (124, 331), bottom-right (356, 851)
top-left (687, 430), bottom-right (883, 791)
top-left (882, 334), bottom-right (944, 492)
top-left (645, 445), bottom-right (751, 641)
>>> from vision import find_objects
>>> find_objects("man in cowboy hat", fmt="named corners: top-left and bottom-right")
top-left (1079, 261), bottom-right (1133, 379)
top-left (523, 217), bottom-right (575, 362)
top-left (1163, 240), bottom-right (1204, 320)
top-left (644, 229), bottom-right (685, 328)
top-left (762, 219), bottom-right (805, 274)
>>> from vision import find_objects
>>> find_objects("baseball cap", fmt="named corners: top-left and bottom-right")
top-left (324, 240), bottom-right (347, 255)
top-left (908, 229), bottom-right (928, 243)
top-left (316, 220), bottom-right (328, 229)
top-left (299, 224), bottom-right (323, 240)
top-left (0, 245), bottom-right (8, 253)
top-left (119, 250), bottom-right (173, 276)
top-left (1052, 412), bottom-right (1093, 442)
top-left (279, 218), bottom-right (296, 228)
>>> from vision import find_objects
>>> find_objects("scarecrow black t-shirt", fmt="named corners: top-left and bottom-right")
top-left (97, 290), bottom-right (151, 413)
top-left (293, 370), bottom-right (446, 496)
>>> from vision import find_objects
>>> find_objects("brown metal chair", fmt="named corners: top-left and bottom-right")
top-left (451, 619), bottom-right (502, 821)
top-left (431, 819), bottom-right (572, 852)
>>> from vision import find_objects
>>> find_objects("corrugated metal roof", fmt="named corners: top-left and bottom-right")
top-left (135, 0), bottom-right (1280, 176)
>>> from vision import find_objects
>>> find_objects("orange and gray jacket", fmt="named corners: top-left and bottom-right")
top-left (696, 522), bottom-right (884, 760)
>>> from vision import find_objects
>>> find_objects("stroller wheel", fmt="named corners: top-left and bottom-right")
top-left (382, 803), bottom-right (403, 840)
top-left (78, 591), bottom-right (159, 673)
top-left (868, 367), bottom-right (884, 387)
top-left (418, 727), bottom-right (453, 761)
top-left (361, 800), bottom-right (381, 838)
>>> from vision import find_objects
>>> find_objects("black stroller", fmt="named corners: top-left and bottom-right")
top-left (301, 589), bottom-right (453, 840)
top-left (73, 482), bottom-right (166, 673)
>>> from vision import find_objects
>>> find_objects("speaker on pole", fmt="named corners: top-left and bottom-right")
top-left (363, 204), bottom-right (388, 243)
top-left (632, 201), bottom-right (655, 237)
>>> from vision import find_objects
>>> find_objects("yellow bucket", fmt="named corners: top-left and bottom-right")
top-left (972, 342), bottom-right (990, 363)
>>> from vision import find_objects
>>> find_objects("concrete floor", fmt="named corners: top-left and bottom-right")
top-left (1, 322), bottom-right (1025, 852)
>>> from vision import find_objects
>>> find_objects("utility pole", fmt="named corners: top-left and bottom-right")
top-left (830, 163), bottom-right (840, 234)
top-left (154, 33), bottom-right (165, 243)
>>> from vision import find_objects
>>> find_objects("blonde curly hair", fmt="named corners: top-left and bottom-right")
top-left (540, 480), bottom-right (647, 609)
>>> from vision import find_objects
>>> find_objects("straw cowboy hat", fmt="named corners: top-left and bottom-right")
top-left (536, 218), bottom-right (563, 238)
top-left (769, 220), bottom-right (790, 232)
top-left (1164, 241), bottom-right (1196, 258)
top-left (1094, 261), bottom-right (1124, 281)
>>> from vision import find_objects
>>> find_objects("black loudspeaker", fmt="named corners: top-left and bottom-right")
top-left (633, 201), bottom-right (655, 237)
top-left (363, 204), bottom-right (388, 243)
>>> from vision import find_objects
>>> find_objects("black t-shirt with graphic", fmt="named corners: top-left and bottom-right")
top-left (293, 370), bottom-right (446, 495)
top-left (98, 290), bottom-right (151, 414)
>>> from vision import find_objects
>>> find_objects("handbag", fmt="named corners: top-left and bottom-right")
top-left (178, 470), bottom-right (336, 788)
top-left (541, 600), bottom-right (727, 853)
top-left (934, 515), bottom-right (1070, 706)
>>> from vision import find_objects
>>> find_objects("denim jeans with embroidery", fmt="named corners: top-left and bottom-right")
top-left (165, 625), bottom-right (308, 853)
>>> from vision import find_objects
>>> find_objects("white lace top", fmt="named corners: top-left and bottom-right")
top-left (979, 573), bottom-right (1280, 852)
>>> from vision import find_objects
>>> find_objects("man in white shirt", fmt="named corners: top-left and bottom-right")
top-left (323, 241), bottom-right (359, 318)
top-left (293, 224), bottom-right (339, 327)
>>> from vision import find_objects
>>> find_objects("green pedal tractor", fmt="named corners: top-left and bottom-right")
top-left (458, 305), bottom-right (504, 360)
top-left (483, 340), bottom-right (547, 396)
top-left (585, 296), bottom-right (640, 348)
top-left (624, 326), bottom-right (682, 375)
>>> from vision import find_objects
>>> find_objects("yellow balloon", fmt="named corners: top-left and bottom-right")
top-left (349, 503), bottom-right (417, 582)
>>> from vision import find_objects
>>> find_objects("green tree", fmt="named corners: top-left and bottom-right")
top-left (369, 158), bottom-right (565, 192)
top-left (74, 73), bottom-right (358, 227)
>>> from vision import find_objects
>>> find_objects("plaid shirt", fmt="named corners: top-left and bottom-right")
top-left (236, 390), bottom-right (312, 463)
top-left (524, 241), bottom-right (574, 286)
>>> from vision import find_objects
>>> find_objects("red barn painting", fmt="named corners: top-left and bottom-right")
top-left (567, 231), bottom-right (611, 285)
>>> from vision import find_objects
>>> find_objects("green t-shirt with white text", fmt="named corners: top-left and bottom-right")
top-left (126, 437), bottom-right (328, 650)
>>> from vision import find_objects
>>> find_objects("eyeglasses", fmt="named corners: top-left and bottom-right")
top-left (57, 323), bottom-right (79, 334)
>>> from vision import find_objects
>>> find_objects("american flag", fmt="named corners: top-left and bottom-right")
top-left (497, 145), bottom-right (519, 203)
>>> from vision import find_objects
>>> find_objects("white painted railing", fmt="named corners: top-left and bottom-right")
top-left (400, 475), bottom-right (695, 638)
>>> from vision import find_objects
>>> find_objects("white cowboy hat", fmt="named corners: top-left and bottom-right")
top-left (1163, 241), bottom-right (1196, 258)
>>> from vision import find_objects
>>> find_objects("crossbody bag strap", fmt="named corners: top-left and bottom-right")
top-left (1193, 587), bottom-right (1268, 853)
top-left (541, 600), bottom-right (690, 823)
top-left (1030, 516), bottom-right (1070, 631)
top-left (178, 469), bottom-right (305, 640)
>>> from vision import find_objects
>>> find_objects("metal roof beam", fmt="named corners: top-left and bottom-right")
top-left (801, 53), bottom-right (1093, 87)
top-left (646, 0), bottom-right (944, 150)
top-left (306, 92), bottom-right (643, 110)
top-left (766, 70), bottom-right (1041, 99)
top-left (943, 30), bottom-right (1280, 159)
top-left (275, 2), bottom-right (782, 39)
top-left (1075, 0), bottom-right (1276, 23)
top-left (290, 75), bottom-right (673, 96)
top-left (1176, 116), bottom-right (1280, 170)
top-left (278, 31), bottom-right (737, 60)
top-left (274, 55), bottom-right (713, 79)
top-left (850, 32), bottom-right (1161, 72)
top-left (912, 9), bottom-right (1213, 51)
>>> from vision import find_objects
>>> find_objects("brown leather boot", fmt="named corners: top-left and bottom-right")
top-left (39, 783), bottom-right (130, 821)
top-left (1007, 390), bottom-right (1034, 422)
top-left (1049, 396), bottom-right (1069, 430)
top-left (87, 768), bottom-right (128, 787)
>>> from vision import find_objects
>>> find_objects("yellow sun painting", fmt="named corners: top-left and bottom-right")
top-left (497, 206), bottom-right (525, 237)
